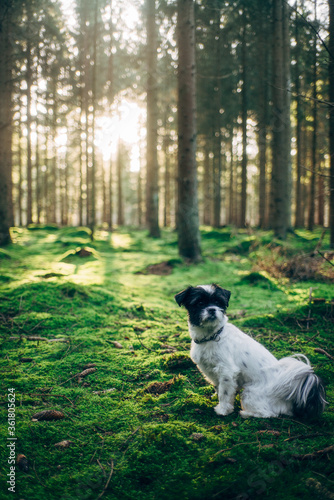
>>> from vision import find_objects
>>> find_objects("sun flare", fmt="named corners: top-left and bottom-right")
top-left (94, 100), bottom-right (146, 171)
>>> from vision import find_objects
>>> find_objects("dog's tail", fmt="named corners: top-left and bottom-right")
top-left (275, 355), bottom-right (327, 418)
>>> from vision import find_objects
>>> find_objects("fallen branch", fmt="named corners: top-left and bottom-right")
top-left (306, 478), bottom-right (334, 499)
top-left (284, 432), bottom-right (328, 442)
top-left (133, 329), bottom-right (153, 352)
top-left (318, 250), bottom-right (334, 267)
top-left (96, 459), bottom-right (114, 500)
top-left (293, 445), bottom-right (334, 460)
top-left (60, 367), bottom-right (97, 386)
top-left (293, 330), bottom-right (319, 345)
top-left (314, 348), bottom-right (334, 361)
top-left (120, 427), bottom-right (140, 452)
top-left (9, 335), bottom-right (69, 343)
top-left (212, 441), bottom-right (258, 458)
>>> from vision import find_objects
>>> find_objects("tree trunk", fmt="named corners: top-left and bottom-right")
top-left (50, 80), bottom-right (57, 224)
top-left (18, 114), bottom-right (23, 226)
top-left (90, 0), bottom-right (99, 236)
top-left (176, 0), bottom-right (201, 261)
top-left (240, 12), bottom-right (248, 228)
top-left (270, 0), bottom-right (291, 239)
top-left (108, 158), bottom-right (113, 229)
top-left (213, 2), bottom-right (222, 228)
top-left (294, 0), bottom-right (304, 227)
top-left (228, 129), bottom-right (235, 225)
top-left (329, 0), bottom-right (334, 248)
top-left (258, 2), bottom-right (269, 229)
top-left (117, 140), bottom-right (124, 226)
top-left (308, 3), bottom-right (318, 231)
top-left (203, 141), bottom-right (212, 225)
top-left (0, 2), bottom-right (12, 245)
top-left (146, 0), bottom-right (160, 237)
top-left (317, 161), bottom-right (325, 226)
top-left (138, 164), bottom-right (143, 227)
top-left (26, 8), bottom-right (33, 226)
top-left (163, 131), bottom-right (171, 227)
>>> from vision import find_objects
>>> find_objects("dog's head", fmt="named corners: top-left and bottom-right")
top-left (175, 284), bottom-right (231, 328)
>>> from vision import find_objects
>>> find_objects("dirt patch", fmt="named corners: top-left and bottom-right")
top-left (136, 261), bottom-right (174, 276)
top-left (257, 251), bottom-right (334, 283)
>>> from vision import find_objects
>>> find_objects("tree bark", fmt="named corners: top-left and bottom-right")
top-left (329, 0), bottom-right (334, 248)
top-left (26, 5), bottom-right (33, 225)
top-left (146, 0), bottom-right (160, 237)
top-left (203, 141), bottom-right (212, 225)
top-left (0, 1), bottom-right (13, 244)
top-left (240, 11), bottom-right (248, 228)
top-left (90, 0), bottom-right (99, 237)
top-left (294, 1), bottom-right (304, 228)
top-left (213, 1), bottom-right (222, 228)
top-left (257, 2), bottom-right (269, 229)
top-left (270, 0), bottom-right (291, 239)
top-left (308, 3), bottom-right (318, 231)
top-left (117, 139), bottom-right (124, 226)
top-left (108, 158), bottom-right (113, 229)
top-left (177, 0), bottom-right (201, 261)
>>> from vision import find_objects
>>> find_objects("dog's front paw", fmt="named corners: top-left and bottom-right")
top-left (214, 404), bottom-right (233, 416)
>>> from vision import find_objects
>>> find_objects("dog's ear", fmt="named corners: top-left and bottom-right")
top-left (213, 284), bottom-right (231, 309)
top-left (174, 286), bottom-right (193, 307)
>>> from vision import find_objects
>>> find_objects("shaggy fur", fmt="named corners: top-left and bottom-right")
top-left (175, 284), bottom-right (326, 418)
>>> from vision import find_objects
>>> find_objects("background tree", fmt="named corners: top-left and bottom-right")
top-left (270, 0), bottom-right (292, 239)
top-left (0, 0), bottom-right (15, 245)
top-left (146, 0), bottom-right (160, 238)
top-left (329, 0), bottom-right (334, 248)
top-left (177, 0), bottom-right (201, 261)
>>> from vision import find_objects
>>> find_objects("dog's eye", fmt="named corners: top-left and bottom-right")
top-left (194, 299), bottom-right (206, 307)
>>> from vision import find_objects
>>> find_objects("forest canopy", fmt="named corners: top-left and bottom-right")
top-left (0, 0), bottom-right (333, 252)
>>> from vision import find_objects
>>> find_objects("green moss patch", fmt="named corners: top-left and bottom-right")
top-left (0, 227), bottom-right (333, 500)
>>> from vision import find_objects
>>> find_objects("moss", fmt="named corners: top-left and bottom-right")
top-left (0, 227), bottom-right (333, 500)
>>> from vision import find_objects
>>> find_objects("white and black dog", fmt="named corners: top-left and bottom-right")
top-left (175, 284), bottom-right (326, 419)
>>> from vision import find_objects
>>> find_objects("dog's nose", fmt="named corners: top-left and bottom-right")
top-left (207, 307), bottom-right (216, 317)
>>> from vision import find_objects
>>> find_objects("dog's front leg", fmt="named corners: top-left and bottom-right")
top-left (214, 377), bottom-right (237, 416)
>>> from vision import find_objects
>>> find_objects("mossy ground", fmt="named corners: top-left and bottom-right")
top-left (0, 226), bottom-right (333, 500)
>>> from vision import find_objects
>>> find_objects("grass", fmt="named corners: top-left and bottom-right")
top-left (0, 226), bottom-right (333, 500)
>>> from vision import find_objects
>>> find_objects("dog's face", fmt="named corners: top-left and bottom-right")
top-left (175, 284), bottom-right (231, 328)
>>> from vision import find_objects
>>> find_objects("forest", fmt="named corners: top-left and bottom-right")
top-left (0, 0), bottom-right (333, 251)
top-left (0, 1), bottom-right (334, 499)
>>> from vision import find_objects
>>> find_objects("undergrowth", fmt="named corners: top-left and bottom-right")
top-left (0, 226), bottom-right (333, 500)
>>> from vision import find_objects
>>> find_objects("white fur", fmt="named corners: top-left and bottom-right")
top-left (189, 315), bottom-right (324, 418)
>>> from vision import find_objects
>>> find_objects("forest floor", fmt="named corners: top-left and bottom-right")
top-left (0, 225), bottom-right (333, 500)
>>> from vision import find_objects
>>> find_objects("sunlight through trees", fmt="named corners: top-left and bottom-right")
top-left (0, 0), bottom-right (333, 251)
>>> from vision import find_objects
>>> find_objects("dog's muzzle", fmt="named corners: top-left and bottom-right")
top-left (201, 307), bottom-right (220, 323)
top-left (207, 307), bottom-right (217, 319)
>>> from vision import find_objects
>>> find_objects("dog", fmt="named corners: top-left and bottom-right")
top-left (175, 284), bottom-right (326, 418)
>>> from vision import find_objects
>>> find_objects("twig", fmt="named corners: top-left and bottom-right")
top-left (28, 393), bottom-right (76, 407)
top-left (89, 449), bottom-right (98, 465)
top-left (318, 250), bottom-right (334, 267)
top-left (284, 432), bottom-right (328, 442)
top-left (59, 367), bottom-right (97, 386)
top-left (212, 441), bottom-right (258, 458)
top-left (314, 348), bottom-right (334, 361)
top-left (33, 460), bottom-right (46, 487)
top-left (133, 329), bottom-right (153, 352)
top-left (96, 459), bottom-right (114, 500)
top-left (293, 445), bottom-right (334, 460)
top-left (97, 459), bottom-right (106, 477)
top-left (120, 427), bottom-right (140, 452)
top-left (304, 331), bottom-right (321, 345)
top-left (306, 478), bottom-right (334, 499)
top-left (9, 335), bottom-right (69, 343)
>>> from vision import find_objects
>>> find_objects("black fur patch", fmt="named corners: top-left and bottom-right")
top-left (293, 374), bottom-right (326, 419)
top-left (174, 284), bottom-right (231, 327)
